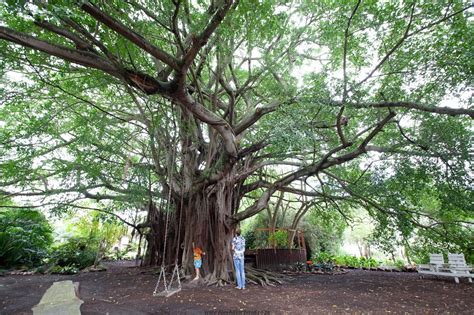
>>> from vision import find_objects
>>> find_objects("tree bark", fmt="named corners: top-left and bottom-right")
top-left (143, 177), bottom-right (237, 284)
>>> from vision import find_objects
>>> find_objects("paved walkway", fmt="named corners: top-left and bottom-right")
top-left (32, 280), bottom-right (83, 315)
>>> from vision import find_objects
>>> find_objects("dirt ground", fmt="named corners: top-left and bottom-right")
top-left (1, 261), bottom-right (473, 314)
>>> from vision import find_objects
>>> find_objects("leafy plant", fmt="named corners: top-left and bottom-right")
top-left (242, 230), bottom-right (257, 250)
top-left (268, 230), bottom-right (289, 249)
top-left (312, 252), bottom-right (335, 264)
top-left (394, 259), bottom-right (405, 271)
top-left (0, 209), bottom-right (53, 268)
top-left (334, 255), bottom-right (359, 267)
top-left (364, 257), bottom-right (380, 268)
top-left (105, 243), bottom-right (138, 261)
top-left (317, 253), bottom-right (380, 269)
top-left (49, 237), bottom-right (97, 269)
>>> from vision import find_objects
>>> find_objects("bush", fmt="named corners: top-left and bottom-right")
top-left (312, 252), bottom-right (335, 264)
top-left (358, 256), bottom-right (380, 268)
top-left (104, 243), bottom-right (138, 261)
top-left (0, 209), bottom-right (53, 268)
top-left (334, 255), bottom-right (354, 266)
top-left (243, 230), bottom-right (257, 250)
top-left (394, 259), bottom-right (405, 271)
top-left (50, 237), bottom-right (98, 269)
top-left (268, 230), bottom-right (289, 248)
top-left (313, 253), bottom-right (380, 269)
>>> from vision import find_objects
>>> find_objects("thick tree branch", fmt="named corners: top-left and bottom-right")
top-left (318, 99), bottom-right (473, 118)
top-left (81, 1), bottom-right (180, 71)
top-left (234, 100), bottom-right (283, 135)
top-left (34, 20), bottom-right (93, 51)
top-left (174, 91), bottom-right (237, 158)
top-left (0, 26), bottom-right (118, 75)
top-left (180, 0), bottom-right (235, 77)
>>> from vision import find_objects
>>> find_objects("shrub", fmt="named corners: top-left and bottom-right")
top-left (104, 243), bottom-right (138, 261)
top-left (394, 259), bottom-right (405, 271)
top-left (312, 252), bottom-right (335, 264)
top-left (364, 257), bottom-right (380, 268)
top-left (0, 209), bottom-right (53, 268)
top-left (50, 237), bottom-right (98, 269)
top-left (345, 256), bottom-right (360, 267)
top-left (268, 230), bottom-right (289, 248)
top-left (243, 230), bottom-right (257, 250)
top-left (314, 253), bottom-right (380, 269)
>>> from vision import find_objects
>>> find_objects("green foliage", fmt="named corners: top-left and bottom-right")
top-left (358, 257), bottom-right (380, 269)
top-left (48, 211), bottom-right (128, 269)
top-left (305, 207), bottom-right (347, 255)
top-left (362, 157), bottom-right (474, 264)
top-left (0, 208), bottom-right (53, 268)
top-left (313, 253), bottom-right (380, 269)
top-left (105, 243), bottom-right (138, 261)
top-left (268, 230), bottom-right (289, 249)
top-left (312, 252), bottom-right (335, 264)
top-left (49, 236), bottom-right (97, 269)
top-left (67, 210), bottom-right (127, 254)
top-left (393, 259), bottom-right (405, 271)
top-left (407, 226), bottom-right (474, 264)
top-left (242, 230), bottom-right (257, 250)
top-left (0, 0), bottom-right (472, 271)
top-left (333, 255), bottom-right (359, 268)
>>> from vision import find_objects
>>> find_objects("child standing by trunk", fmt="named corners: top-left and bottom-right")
top-left (193, 242), bottom-right (205, 280)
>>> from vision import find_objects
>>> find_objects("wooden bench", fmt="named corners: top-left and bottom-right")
top-left (418, 253), bottom-right (473, 283)
top-left (447, 253), bottom-right (473, 283)
top-left (418, 254), bottom-right (446, 273)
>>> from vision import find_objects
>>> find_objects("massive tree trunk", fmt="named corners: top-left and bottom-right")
top-left (183, 179), bottom-right (235, 284)
top-left (142, 201), bottom-right (180, 267)
top-left (143, 176), bottom-right (237, 285)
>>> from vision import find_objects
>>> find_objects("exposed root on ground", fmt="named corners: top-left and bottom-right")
top-left (182, 267), bottom-right (289, 287)
top-left (245, 266), bottom-right (289, 286)
top-left (206, 278), bottom-right (231, 287)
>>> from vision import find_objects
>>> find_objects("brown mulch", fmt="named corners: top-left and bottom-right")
top-left (0, 261), bottom-right (472, 314)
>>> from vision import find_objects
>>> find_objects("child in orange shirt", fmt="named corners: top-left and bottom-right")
top-left (193, 242), bottom-right (205, 280)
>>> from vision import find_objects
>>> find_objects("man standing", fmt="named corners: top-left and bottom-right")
top-left (232, 228), bottom-right (246, 290)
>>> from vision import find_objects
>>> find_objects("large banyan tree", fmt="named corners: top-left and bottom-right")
top-left (0, 1), bottom-right (472, 284)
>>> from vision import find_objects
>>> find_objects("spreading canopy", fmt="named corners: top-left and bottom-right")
top-left (0, 1), bottom-right (472, 251)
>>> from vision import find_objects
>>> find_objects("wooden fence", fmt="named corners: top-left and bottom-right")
top-left (252, 248), bottom-right (307, 270)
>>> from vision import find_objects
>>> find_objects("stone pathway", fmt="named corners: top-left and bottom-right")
top-left (32, 280), bottom-right (83, 315)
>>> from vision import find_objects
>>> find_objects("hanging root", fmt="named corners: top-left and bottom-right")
top-left (245, 266), bottom-right (290, 286)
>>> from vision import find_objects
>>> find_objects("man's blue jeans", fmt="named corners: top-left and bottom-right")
top-left (233, 257), bottom-right (245, 288)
